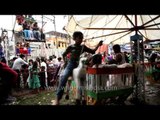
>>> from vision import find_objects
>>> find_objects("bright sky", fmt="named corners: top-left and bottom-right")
top-left (32, 15), bottom-right (68, 33)
top-left (0, 15), bottom-right (68, 38)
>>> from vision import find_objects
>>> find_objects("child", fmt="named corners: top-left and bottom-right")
top-left (54, 31), bottom-right (103, 105)
top-left (108, 44), bottom-right (126, 65)
top-left (29, 61), bottom-right (41, 93)
top-left (39, 66), bottom-right (46, 90)
top-left (21, 64), bottom-right (29, 88)
top-left (26, 59), bottom-right (33, 88)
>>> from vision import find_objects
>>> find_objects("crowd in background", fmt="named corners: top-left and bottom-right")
top-left (0, 54), bottom-right (63, 104)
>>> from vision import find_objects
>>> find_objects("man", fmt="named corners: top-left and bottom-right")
top-left (12, 54), bottom-right (28, 89)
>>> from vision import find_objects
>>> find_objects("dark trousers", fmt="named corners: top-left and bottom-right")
top-left (39, 72), bottom-right (46, 89)
top-left (14, 70), bottom-right (21, 89)
top-left (0, 76), bottom-right (12, 104)
top-left (56, 61), bottom-right (78, 100)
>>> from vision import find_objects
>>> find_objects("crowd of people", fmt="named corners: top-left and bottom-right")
top-left (16, 15), bottom-right (45, 41)
top-left (0, 31), bottom-right (133, 105)
top-left (0, 53), bottom-right (63, 105)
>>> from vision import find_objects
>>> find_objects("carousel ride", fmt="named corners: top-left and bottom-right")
top-left (63, 15), bottom-right (160, 105)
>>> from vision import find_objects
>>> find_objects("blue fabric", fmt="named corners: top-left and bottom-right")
top-left (56, 60), bottom-right (78, 100)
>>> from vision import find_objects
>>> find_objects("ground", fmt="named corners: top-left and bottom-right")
top-left (145, 83), bottom-right (160, 105)
top-left (10, 88), bottom-right (75, 105)
top-left (3, 82), bottom-right (160, 105)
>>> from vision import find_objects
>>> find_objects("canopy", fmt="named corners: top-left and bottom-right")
top-left (64, 15), bottom-right (160, 45)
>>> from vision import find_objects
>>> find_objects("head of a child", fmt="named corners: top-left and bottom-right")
top-left (73, 31), bottom-right (83, 45)
top-left (19, 54), bottom-right (25, 59)
top-left (41, 66), bottom-right (45, 72)
top-left (113, 44), bottom-right (121, 53)
top-left (29, 59), bottom-right (33, 65)
top-left (32, 61), bottom-right (38, 69)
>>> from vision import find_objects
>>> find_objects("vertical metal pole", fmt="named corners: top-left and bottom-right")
top-left (53, 16), bottom-right (58, 49)
top-left (3, 30), bottom-right (9, 65)
top-left (130, 33), bottom-right (145, 104)
top-left (11, 15), bottom-right (17, 57)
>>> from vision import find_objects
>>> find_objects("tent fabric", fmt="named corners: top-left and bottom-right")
top-left (64, 15), bottom-right (160, 45)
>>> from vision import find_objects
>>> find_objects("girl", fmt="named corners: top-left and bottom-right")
top-left (29, 61), bottom-right (41, 93)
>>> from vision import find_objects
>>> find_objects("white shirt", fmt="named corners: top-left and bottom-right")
top-left (40, 61), bottom-right (48, 78)
top-left (12, 57), bottom-right (28, 70)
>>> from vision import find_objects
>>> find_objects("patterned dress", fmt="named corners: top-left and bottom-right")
top-left (29, 68), bottom-right (41, 89)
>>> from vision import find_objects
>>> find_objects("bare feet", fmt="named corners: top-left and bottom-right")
top-left (50, 79), bottom-right (54, 82)
top-left (51, 99), bottom-right (59, 105)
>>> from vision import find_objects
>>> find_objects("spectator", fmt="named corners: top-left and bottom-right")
top-left (108, 44), bottom-right (126, 65)
top-left (32, 22), bottom-right (41, 40)
top-left (12, 54), bottom-right (28, 90)
top-left (0, 62), bottom-right (18, 104)
top-left (53, 31), bottom-right (103, 105)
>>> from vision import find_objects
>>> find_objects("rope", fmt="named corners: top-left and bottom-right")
top-left (109, 31), bottom-right (133, 44)
top-left (140, 15), bottom-right (148, 38)
top-left (145, 22), bottom-right (160, 28)
top-left (137, 31), bottom-right (148, 40)
top-left (85, 30), bottom-right (129, 40)
top-left (124, 15), bottom-right (135, 27)
top-left (84, 15), bottom-right (93, 38)
top-left (104, 15), bottom-right (124, 43)
top-left (142, 15), bottom-right (160, 26)
top-left (149, 15), bottom-right (160, 28)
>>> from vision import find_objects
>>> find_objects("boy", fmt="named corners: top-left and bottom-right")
top-left (54, 31), bottom-right (103, 105)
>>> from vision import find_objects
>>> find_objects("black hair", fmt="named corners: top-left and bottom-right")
top-left (19, 54), bottom-right (25, 58)
top-left (41, 57), bottom-right (45, 62)
top-left (21, 64), bottom-right (28, 69)
top-left (113, 44), bottom-right (121, 53)
top-left (0, 57), bottom-right (6, 64)
top-left (72, 31), bottom-right (83, 40)
top-left (32, 61), bottom-right (38, 70)
top-left (92, 54), bottom-right (102, 65)
top-left (29, 59), bottom-right (33, 63)
top-left (13, 57), bottom-right (17, 61)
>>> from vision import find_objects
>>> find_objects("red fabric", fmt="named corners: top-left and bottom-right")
top-left (16, 15), bottom-right (24, 25)
top-left (96, 44), bottom-right (108, 54)
top-left (19, 48), bottom-right (24, 54)
top-left (23, 47), bottom-right (28, 54)
top-left (19, 47), bottom-right (28, 54)
top-left (102, 56), bottom-right (105, 62)
top-left (67, 53), bottom-right (71, 59)
top-left (0, 62), bottom-right (18, 84)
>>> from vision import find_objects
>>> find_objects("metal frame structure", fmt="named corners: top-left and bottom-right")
top-left (130, 33), bottom-right (145, 103)
top-left (76, 15), bottom-right (160, 104)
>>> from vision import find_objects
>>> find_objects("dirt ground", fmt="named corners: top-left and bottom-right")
top-left (8, 87), bottom-right (75, 105)
top-left (3, 81), bottom-right (160, 105)
top-left (145, 83), bottom-right (160, 105)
